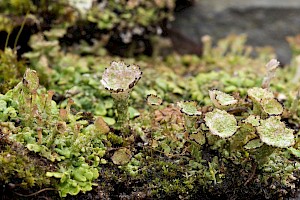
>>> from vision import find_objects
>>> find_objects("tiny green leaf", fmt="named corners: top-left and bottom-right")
top-left (190, 132), bottom-right (206, 145)
top-left (128, 106), bottom-right (140, 119)
top-left (26, 143), bottom-right (41, 153)
top-left (46, 172), bottom-right (63, 178)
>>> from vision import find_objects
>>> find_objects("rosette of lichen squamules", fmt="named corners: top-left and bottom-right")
top-left (101, 61), bottom-right (142, 135)
top-left (257, 116), bottom-right (295, 148)
top-left (247, 87), bottom-right (283, 116)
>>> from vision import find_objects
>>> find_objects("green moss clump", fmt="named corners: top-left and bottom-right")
top-left (3, 31), bottom-right (300, 199)
top-left (0, 139), bottom-right (52, 188)
top-left (0, 49), bottom-right (26, 94)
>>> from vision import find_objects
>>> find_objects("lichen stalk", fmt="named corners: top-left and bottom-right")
top-left (112, 92), bottom-right (130, 135)
top-left (101, 61), bottom-right (142, 136)
top-left (261, 59), bottom-right (279, 89)
top-left (290, 89), bottom-right (300, 115)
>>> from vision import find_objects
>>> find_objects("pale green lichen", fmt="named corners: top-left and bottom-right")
top-left (177, 101), bottom-right (201, 116)
top-left (247, 87), bottom-right (274, 102)
top-left (244, 138), bottom-right (263, 150)
top-left (244, 115), bottom-right (261, 127)
top-left (204, 109), bottom-right (238, 138)
top-left (261, 98), bottom-right (283, 115)
top-left (247, 87), bottom-right (278, 115)
top-left (111, 148), bottom-right (132, 165)
top-left (101, 61), bottom-right (142, 132)
top-left (257, 116), bottom-right (295, 148)
top-left (101, 61), bottom-right (142, 94)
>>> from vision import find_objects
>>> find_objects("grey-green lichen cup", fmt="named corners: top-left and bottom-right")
top-left (101, 61), bottom-right (142, 135)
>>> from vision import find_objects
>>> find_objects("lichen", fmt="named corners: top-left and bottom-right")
top-left (204, 109), bottom-right (238, 138)
top-left (2, 29), bottom-right (300, 199)
top-left (257, 116), bottom-right (295, 148)
top-left (101, 61), bottom-right (142, 133)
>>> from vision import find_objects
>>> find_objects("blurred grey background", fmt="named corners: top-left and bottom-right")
top-left (171, 0), bottom-right (300, 64)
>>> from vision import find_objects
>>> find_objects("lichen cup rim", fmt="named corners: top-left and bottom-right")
top-left (101, 61), bottom-right (142, 94)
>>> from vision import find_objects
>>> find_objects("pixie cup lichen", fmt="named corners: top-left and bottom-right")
top-left (251, 116), bottom-right (295, 165)
top-left (101, 61), bottom-right (142, 134)
top-left (261, 59), bottom-right (280, 89)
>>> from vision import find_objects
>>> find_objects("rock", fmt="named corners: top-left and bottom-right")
top-left (171, 0), bottom-right (300, 64)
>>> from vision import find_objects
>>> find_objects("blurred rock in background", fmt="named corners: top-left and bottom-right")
top-left (171, 0), bottom-right (300, 64)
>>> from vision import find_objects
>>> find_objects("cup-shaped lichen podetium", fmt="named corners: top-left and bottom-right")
top-left (101, 61), bottom-right (142, 133)
top-left (177, 101), bottom-right (202, 134)
top-left (261, 59), bottom-right (280, 89)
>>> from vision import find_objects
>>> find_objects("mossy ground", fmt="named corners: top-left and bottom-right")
top-left (1, 1), bottom-right (300, 199)
top-left (1, 40), bottom-right (300, 199)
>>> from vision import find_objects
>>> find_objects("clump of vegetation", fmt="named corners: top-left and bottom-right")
top-left (0, 69), bottom-right (108, 197)
top-left (86, 0), bottom-right (175, 38)
top-left (0, 0), bottom-right (176, 57)
top-left (0, 49), bottom-right (26, 93)
top-left (0, 139), bottom-right (53, 188)
top-left (2, 27), bottom-right (300, 199)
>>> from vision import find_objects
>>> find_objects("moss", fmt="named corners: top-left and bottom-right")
top-left (0, 140), bottom-right (53, 188)
top-left (2, 28), bottom-right (300, 199)
top-left (0, 49), bottom-right (26, 94)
